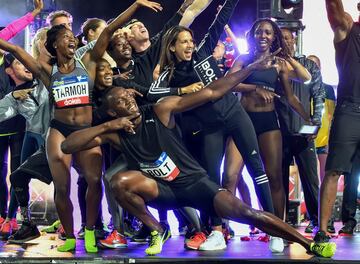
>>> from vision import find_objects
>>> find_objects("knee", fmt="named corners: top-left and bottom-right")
top-left (54, 184), bottom-right (69, 199)
top-left (110, 173), bottom-right (131, 194)
top-left (85, 173), bottom-right (102, 188)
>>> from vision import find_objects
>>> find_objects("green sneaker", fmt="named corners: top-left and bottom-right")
top-left (310, 242), bottom-right (336, 258)
top-left (41, 220), bottom-right (61, 233)
top-left (145, 227), bottom-right (171, 255)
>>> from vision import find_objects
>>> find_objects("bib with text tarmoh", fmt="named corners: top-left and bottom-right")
top-left (52, 75), bottom-right (89, 108)
top-left (140, 152), bottom-right (180, 181)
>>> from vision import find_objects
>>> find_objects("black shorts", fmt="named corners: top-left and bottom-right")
top-left (247, 111), bottom-right (280, 136)
top-left (147, 175), bottom-right (226, 216)
top-left (11, 145), bottom-right (52, 185)
top-left (49, 119), bottom-right (90, 137)
top-left (326, 101), bottom-right (360, 174)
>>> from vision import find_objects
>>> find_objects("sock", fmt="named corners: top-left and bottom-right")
top-left (57, 238), bottom-right (76, 252)
top-left (84, 227), bottom-right (98, 253)
top-left (20, 206), bottom-right (31, 224)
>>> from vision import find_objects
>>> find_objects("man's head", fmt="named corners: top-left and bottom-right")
top-left (104, 87), bottom-right (139, 118)
top-left (4, 53), bottom-right (33, 85)
top-left (107, 34), bottom-right (133, 62)
top-left (281, 28), bottom-right (296, 56)
top-left (307, 55), bottom-right (321, 70)
top-left (46, 10), bottom-right (73, 30)
top-left (122, 19), bottom-right (150, 51)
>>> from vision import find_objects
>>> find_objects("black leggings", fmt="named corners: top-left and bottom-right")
top-left (183, 103), bottom-right (275, 226)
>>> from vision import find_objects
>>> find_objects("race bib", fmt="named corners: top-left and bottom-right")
top-left (140, 152), bottom-right (180, 181)
top-left (52, 75), bottom-right (89, 108)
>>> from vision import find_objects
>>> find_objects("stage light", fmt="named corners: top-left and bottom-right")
top-left (257, 0), bottom-right (303, 20)
top-left (236, 38), bottom-right (249, 55)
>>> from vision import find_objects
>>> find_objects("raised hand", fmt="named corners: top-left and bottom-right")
top-left (249, 48), bottom-right (282, 71)
top-left (126, 88), bottom-right (143, 98)
top-left (32, 0), bottom-right (44, 16)
top-left (135, 0), bottom-right (163, 12)
top-left (113, 70), bottom-right (133, 80)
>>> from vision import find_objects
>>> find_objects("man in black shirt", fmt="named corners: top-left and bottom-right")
top-left (315, 0), bottom-right (360, 242)
top-left (61, 56), bottom-right (335, 258)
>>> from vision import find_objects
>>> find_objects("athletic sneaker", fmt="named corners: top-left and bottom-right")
top-left (77, 226), bottom-right (85, 239)
top-left (314, 230), bottom-right (330, 243)
top-left (310, 242), bottom-right (336, 258)
top-left (11, 219), bottom-right (18, 231)
top-left (0, 217), bottom-right (5, 226)
top-left (305, 220), bottom-right (318, 233)
top-left (0, 220), bottom-right (14, 238)
top-left (327, 219), bottom-right (336, 234)
top-left (185, 232), bottom-right (207, 250)
top-left (99, 230), bottom-right (128, 249)
top-left (338, 221), bottom-right (356, 235)
top-left (41, 219), bottom-right (61, 233)
top-left (145, 227), bottom-right (171, 255)
top-left (131, 225), bottom-right (150, 242)
top-left (198, 230), bottom-right (227, 251)
top-left (7, 222), bottom-right (40, 244)
top-left (57, 225), bottom-right (66, 241)
top-left (269, 236), bottom-right (284, 253)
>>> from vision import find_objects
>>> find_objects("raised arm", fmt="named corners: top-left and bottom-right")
top-left (325, 0), bottom-right (353, 42)
top-left (84, 0), bottom-right (162, 67)
top-left (0, 39), bottom-right (50, 87)
top-left (0, 0), bottom-right (43, 41)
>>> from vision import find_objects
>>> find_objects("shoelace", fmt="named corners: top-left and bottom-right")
top-left (148, 233), bottom-right (160, 247)
top-left (191, 233), bottom-right (205, 241)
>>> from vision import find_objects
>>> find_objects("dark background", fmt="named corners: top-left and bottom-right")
top-left (0, 0), bottom-right (256, 44)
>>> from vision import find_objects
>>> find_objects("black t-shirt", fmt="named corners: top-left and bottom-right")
top-left (119, 105), bottom-right (207, 187)
top-left (335, 22), bottom-right (360, 103)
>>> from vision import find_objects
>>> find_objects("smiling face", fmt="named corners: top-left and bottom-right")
top-left (55, 28), bottom-right (77, 58)
top-left (109, 35), bottom-right (132, 61)
top-left (130, 22), bottom-right (149, 42)
top-left (253, 21), bottom-right (275, 53)
top-left (52, 15), bottom-right (72, 30)
top-left (107, 88), bottom-right (139, 117)
top-left (171, 30), bottom-right (195, 62)
top-left (95, 59), bottom-right (113, 90)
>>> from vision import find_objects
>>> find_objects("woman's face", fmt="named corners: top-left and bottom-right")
top-left (95, 60), bottom-right (113, 89)
top-left (91, 21), bottom-right (107, 41)
top-left (171, 30), bottom-right (195, 62)
top-left (55, 28), bottom-right (77, 58)
top-left (253, 21), bottom-right (275, 53)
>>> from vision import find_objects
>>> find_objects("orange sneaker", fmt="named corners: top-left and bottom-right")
top-left (10, 218), bottom-right (18, 231)
top-left (99, 230), bottom-right (128, 249)
top-left (0, 216), bottom-right (5, 226)
top-left (0, 221), bottom-right (13, 238)
top-left (185, 232), bottom-right (207, 250)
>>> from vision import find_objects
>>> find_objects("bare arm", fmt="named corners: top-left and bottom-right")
top-left (325, 0), bottom-right (353, 42)
top-left (61, 113), bottom-right (139, 154)
top-left (286, 56), bottom-right (311, 83)
top-left (279, 61), bottom-right (310, 122)
top-left (0, 38), bottom-right (50, 87)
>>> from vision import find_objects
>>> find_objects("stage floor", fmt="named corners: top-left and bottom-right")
top-left (1, 225), bottom-right (360, 264)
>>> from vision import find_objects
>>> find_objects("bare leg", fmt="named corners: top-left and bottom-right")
top-left (46, 128), bottom-right (73, 237)
top-left (213, 191), bottom-right (312, 250)
top-left (319, 171), bottom-right (341, 232)
top-left (258, 130), bottom-right (285, 220)
top-left (111, 171), bottom-right (162, 232)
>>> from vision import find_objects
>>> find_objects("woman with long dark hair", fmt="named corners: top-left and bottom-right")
top-left (224, 18), bottom-right (310, 226)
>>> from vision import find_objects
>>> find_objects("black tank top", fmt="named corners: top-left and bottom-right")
top-left (119, 105), bottom-right (207, 186)
top-left (242, 67), bottom-right (279, 92)
top-left (334, 22), bottom-right (360, 103)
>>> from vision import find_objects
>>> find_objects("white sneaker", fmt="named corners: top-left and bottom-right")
top-left (269, 236), bottom-right (284, 253)
top-left (198, 230), bottom-right (226, 251)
